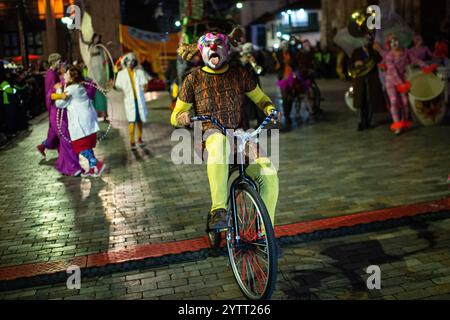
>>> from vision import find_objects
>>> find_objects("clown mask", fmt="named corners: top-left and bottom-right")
top-left (197, 33), bottom-right (231, 70)
top-left (123, 53), bottom-right (138, 69)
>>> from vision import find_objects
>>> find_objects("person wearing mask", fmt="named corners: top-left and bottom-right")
top-left (115, 52), bottom-right (151, 150)
top-left (384, 34), bottom-right (429, 135)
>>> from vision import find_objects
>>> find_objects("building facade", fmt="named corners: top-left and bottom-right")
top-left (0, 0), bottom-right (122, 63)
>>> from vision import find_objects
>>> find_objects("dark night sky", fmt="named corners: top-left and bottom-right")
top-left (120, 0), bottom-right (236, 32)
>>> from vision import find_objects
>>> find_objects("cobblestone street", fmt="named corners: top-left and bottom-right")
top-left (1, 216), bottom-right (450, 300)
top-left (0, 75), bottom-right (449, 299)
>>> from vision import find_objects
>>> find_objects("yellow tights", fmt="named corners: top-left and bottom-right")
top-left (129, 122), bottom-right (143, 144)
top-left (205, 132), bottom-right (279, 225)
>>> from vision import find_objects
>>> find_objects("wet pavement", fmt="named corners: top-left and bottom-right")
top-left (0, 74), bottom-right (449, 299)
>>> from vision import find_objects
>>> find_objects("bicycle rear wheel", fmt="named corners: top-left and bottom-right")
top-left (226, 183), bottom-right (277, 300)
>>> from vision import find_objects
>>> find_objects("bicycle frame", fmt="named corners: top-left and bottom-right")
top-left (191, 110), bottom-right (278, 245)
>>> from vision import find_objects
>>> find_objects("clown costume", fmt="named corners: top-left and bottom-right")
top-left (384, 34), bottom-right (427, 135)
top-left (53, 67), bottom-right (105, 177)
top-left (171, 31), bottom-right (280, 232)
top-left (115, 53), bottom-right (151, 150)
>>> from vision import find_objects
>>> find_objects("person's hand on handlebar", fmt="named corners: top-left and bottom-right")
top-left (177, 112), bottom-right (191, 126)
top-left (268, 108), bottom-right (282, 125)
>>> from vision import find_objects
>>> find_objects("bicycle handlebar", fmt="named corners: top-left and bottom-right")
top-left (191, 110), bottom-right (280, 140)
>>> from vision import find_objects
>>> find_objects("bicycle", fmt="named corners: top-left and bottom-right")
top-left (191, 110), bottom-right (279, 300)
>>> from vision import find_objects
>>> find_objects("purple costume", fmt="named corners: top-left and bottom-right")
top-left (43, 69), bottom-right (60, 151)
top-left (43, 69), bottom-right (97, 176)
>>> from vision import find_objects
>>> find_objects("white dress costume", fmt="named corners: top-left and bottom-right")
top-left (56, 84), bottom-right (100, 141)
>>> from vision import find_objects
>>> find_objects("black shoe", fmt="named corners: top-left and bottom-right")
top-left (357, 123), bottom-right (365, 131)
top-left (207, 209), bottom-right (228, 231)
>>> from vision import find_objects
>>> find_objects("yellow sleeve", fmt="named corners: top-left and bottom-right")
top-left (51, 93), bottom-right (66, 101)
top-left (170, 99), bottom-right (193, 127)
top-left (245, 85), bottom-right (276, 115)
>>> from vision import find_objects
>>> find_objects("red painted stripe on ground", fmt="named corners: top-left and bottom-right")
top-left (275, 198), bottom-right (450, 238)
top-left (0, 257), bottom-right (88, 282)
top-left (1, 197), bottom-right (449, 282)
top-left (86, 236), bottom-right (210, 268)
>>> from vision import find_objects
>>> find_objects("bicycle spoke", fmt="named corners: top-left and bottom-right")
top-left (245, 253), bottom-right (255, 292)
top-left (244, 206), bottom-right (258, 240)
top-left (227, 187), bottom-right (276, 300)
top-left (251, 251), bottom-right (267, 294)
top-left (256, 247), bottom-right (270, 262)
top-left (241, 252), bottom-right (247, 283)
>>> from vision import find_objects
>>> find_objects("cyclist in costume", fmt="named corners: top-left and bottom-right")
top-left (171, 31), bottom-right (280, 231)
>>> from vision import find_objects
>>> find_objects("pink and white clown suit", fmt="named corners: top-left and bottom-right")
top-left (384, 34), bottom-right (427, 132)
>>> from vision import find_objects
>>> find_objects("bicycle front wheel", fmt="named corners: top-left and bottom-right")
top-left (226, 183), bottom-right (278, 300)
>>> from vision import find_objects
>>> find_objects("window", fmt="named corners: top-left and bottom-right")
top-left (2, 33), bottom-right (19, 58)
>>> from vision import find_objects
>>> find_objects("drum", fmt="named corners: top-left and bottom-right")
top-left (408, 70), bottom-right (446, 126)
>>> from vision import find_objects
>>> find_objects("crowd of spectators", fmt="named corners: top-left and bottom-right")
top-left (0, 61), bottom-right (47, 146)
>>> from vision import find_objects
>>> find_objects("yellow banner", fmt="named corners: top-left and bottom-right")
top-left (119, 24), bottom-right (180, 78)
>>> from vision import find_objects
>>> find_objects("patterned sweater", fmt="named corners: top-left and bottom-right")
top-left (172, 64), bottom-right (275, 131)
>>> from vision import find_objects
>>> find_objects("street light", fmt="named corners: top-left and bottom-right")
top-left (236, 2), bottom-right (243, 9)
top-left (61, 16), bottom-right (76, 30)
top-left (174, 20), bottom-right (181, 27)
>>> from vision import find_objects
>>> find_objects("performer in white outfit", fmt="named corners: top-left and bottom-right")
top-left (54, 67), bottom-right (106, 177)
top-left (115, 52), bottom-right (150, 150)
